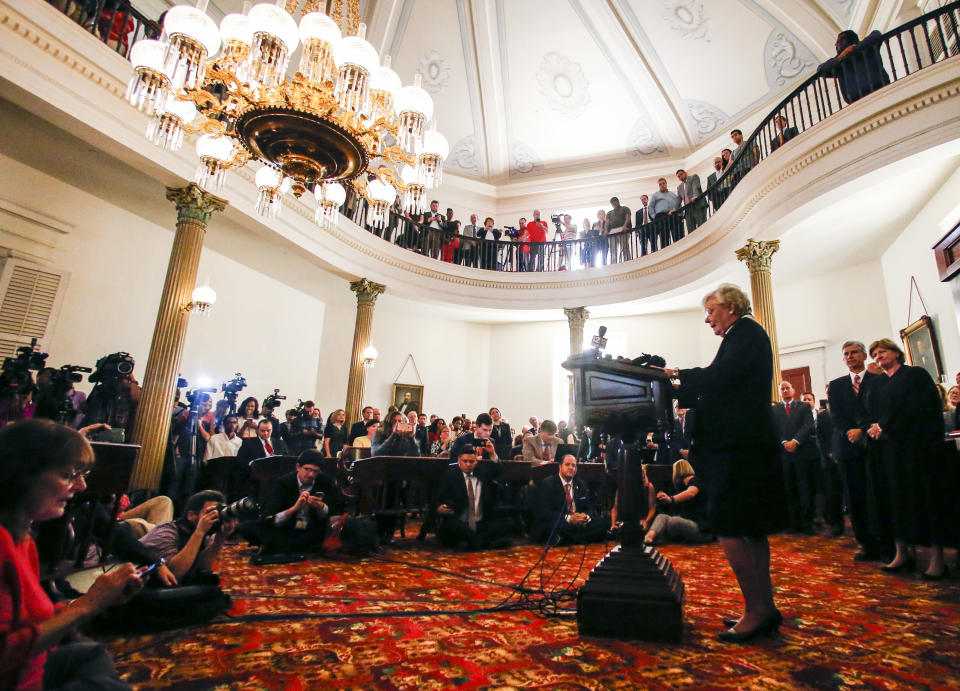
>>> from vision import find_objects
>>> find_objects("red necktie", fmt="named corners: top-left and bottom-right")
top-left (853, 374), bottom-right (861, 393)
top-left (265, 440), bottom-right (274, 454)
top-left (565, 483), bottom-right (574, 512)
top-left (785, 402), bottom-right (791, 415)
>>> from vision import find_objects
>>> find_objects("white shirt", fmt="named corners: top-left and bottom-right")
top-left (203, 432), bottom-right (242, 461)
top-left (850, 370), bottom-right (866, 387)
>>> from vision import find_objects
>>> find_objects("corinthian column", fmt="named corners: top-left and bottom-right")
top-left (736, 238), bottom-right (782, 402)
top-left (344, 278), bottom-right (386, 427)
top-left (130, 184), bottom-right (227, 489)
top-left (564, 307), bottom-right (589, 422)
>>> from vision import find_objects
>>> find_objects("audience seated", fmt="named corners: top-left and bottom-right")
top-left (522, 419), bottom-right (560, 462)
top-left (645, 460), bottom-right (713, 545)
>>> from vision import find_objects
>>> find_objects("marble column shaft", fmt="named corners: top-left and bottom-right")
top-left (564, 307), bottom-right (589, 423)
top-left (130, 185), bottom-right (226, 490)
top-left (344, 278), bottom-right (386, 427)
top-left (736, 239), bottom-right (782, 403)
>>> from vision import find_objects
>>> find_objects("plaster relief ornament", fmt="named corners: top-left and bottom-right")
top-left (536, 52), bottom-right (591, 118)
top-left (662, 0), bottom-right (709, 41)
top-left (769, 32), bottom-right (813, 85)
top-left (419, 49), bottom-right (450, 93)
top-left (509, 140), bottom-right (544, 176)
top-left (627, 118), bottom-right (667, 157)
top-left (447, 136), bottom-right (482, 175)
top-left (687, 100), bottom-right (727, 141)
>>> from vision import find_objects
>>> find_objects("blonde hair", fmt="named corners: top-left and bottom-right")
top-left (703, 283), bottom-right (752, 317)
top-left (672, 459), bottom-right (696, 487)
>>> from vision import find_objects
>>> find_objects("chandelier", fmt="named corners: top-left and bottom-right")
top-left (125, 0), bottom-right (449, 229)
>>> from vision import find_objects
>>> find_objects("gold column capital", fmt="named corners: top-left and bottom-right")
top-left (165, 184), bottom-right (228, 226)
top-left (350, 278), bottom-right (387, 305)
top-left (563, 306), bottom-right (590, 329)
top-left (736, 238), bottom-right (780, 273)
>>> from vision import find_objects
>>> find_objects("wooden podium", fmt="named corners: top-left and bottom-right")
top-left (563, 349), bottom-right (684, 641)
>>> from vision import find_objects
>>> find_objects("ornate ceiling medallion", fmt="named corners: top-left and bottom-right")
top-left (418, 50), bottom-right (450, 93)
top-left (536, 52), bottom-right (590, 118)
top-left (662, 0), bottom-right (710, 41)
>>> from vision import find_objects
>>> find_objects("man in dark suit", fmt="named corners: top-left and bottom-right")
top-left (669, 407), bottom-right (696, 462)
top-left (769, 115), bottom-right (799, 151)
top-left (397, 392), bottom-right (420, 415)
top-left (530, 455), bottom-right (608, 544)
top-left (827, 340), bottom-right (886, 560)
top-left (243, 450), bottom-right (341, 561)
top-left (772, 381), bottom-right (818, 533)
top-left (348, 406), bottom-right (374, 444)
top-left (802, 391), bottom-right (843, 536)
top-left (435, 445), bottom-right (512, 550)
top-left (234, 420), bottom-right (277, 498)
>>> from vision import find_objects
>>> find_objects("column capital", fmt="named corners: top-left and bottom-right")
top-left (735, 238), bottom-right (780, 273)
top-left (350, 278), bottom-right (387, 305)
top-left (563, 306), bottom-right (590, 328)
top-left (166, 184), bottom-right (227, 226)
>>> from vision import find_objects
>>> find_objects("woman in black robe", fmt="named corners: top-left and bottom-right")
top-left (865, 338), bottom-right (949, 579)
top-left (662, 283), bottom-right (788, 643)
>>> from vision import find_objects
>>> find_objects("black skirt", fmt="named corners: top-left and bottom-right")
top-left (696, 448), bottom-right (788, 538)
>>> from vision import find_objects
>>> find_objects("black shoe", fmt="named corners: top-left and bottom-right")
top-left (880, 558), bottom-right (915, 573)
top-left (717, 616), bottom-right (780, 643)
top-left (921, 567), bottom-right (949, 581)
top-left (723, 609), bottom-right (782, 630)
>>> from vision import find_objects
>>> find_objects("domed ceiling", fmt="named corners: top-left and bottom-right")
top-left (183, 0), bottom-right (882, 184)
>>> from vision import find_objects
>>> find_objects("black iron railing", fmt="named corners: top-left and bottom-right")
top-left (50, 0), bottom-right (960, 272)
top-left (48, 0), bottom-right (160, 59)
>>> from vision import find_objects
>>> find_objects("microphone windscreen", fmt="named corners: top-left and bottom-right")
top-left (598, 326), bottom-right (607, 337)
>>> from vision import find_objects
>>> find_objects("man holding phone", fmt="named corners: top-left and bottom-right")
top-left (449, 412), bottom-right (500, 461)
top-left (244, 450), bottom-right (341, 561)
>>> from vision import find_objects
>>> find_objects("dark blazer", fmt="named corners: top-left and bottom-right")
top-left (490, 421), bottom-right (512, 459)
top-left (814, 409), bottom-right (834, 460)
top-left (530, 474), bottom-right (596, 538)
top-left (348, 421), bottom-right (367, 443)
top-left (236, 437), bottom-right (274, 467)
top-left (772, 400), bottom-right (819, 461)
top-left (826, 370), bottom-right (879, 461)
top-left (770, 126), bottom-right (799, 151)
top-left (677, 316), bottom-right (779, 454)
top-left (435, 463), bottom-right (499, 524)
top-left (265, 470), bottom-right (342, 519)
top-left (415, 424), bottom-right (429, 456)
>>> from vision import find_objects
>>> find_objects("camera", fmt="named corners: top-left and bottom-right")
top-left (502, 225), bottom-right (518, 238)
top-left (396, 421), bottom-right (414, 434)
top-left (53, 364), bottom-right (92, 386)
top-left (2, 338), bottom-right (48, 375)
top-left (176, 375), bottom-right (188, 389)
top-left (88, 352), bottom-right (135, 383)
top-left (220, 372), bottom-right (247, 406)
top-left (185, 387), bottom-right (216, 406)
top-left (216, 496), bottom-right (260, 523)
top-left (263, 388), bottom-right (286, 409)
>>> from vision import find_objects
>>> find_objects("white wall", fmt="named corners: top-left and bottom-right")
top-left (880, 164), bottom-right (960, 383)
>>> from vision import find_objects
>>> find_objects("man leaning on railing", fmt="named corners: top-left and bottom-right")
top-left (817, 30), bottom-right (891, 104)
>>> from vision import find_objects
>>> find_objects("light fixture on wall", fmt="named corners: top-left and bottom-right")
top-left (185, 283), bottom-right (217, 314)
top-left (362, 344), bottom-right (378, 368)
top-left (125, 0), bottom-right (449, 229)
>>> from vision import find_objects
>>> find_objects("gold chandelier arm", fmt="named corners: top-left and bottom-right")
top-left (352, 176), bottom-right (367, 197)
top-left (380, 146), bottom-right (417, 168)
top-left (227, 147), bottom-right (250, 169)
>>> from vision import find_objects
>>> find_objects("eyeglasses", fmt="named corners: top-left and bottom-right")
top-left (59, 468), bottom-right (92, 483)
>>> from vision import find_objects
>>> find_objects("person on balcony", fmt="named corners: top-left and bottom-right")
top-left (649, 178), bottom-right (680, 249)
top-left (818, 30), bottom-right (891, 104)
top-left (676, 169), bottom-right (706, 234)
top-left (707, 155), bottom-right (728, 211)
top-left (525, 210), bottom-right (549, 271)
top-left (770, 115), bottom-right (799, 151)
top-left (606, 197), bottom-right (632, 262)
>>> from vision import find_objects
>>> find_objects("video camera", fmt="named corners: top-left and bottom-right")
top-left (263, 388), bottom-right (286, 410)
top-left (2, 338), bottom-right (48, 375)
top-left (550, 213), bottom-right (563, 232)
top-left (88, 352), bottom-right (135, 384)
top-left (220, 372), bottom-right (247, 406)
top-left (185, 387), bottom-right (216, 407)
top-left (502, 225), bottom-right (518, 238)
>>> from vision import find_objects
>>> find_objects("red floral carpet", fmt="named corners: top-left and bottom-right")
top-left (106, 530), bottom-right (960, 690)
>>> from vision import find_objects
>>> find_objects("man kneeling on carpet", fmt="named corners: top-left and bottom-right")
top-left (241, 450), bottom-right (341, 562)
top-left (436, 445), bottom-right (513, 551)
top-left (530, 455), bottom-right (609, 545)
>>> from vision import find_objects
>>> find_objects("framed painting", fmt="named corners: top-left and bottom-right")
top-left (900, 315), bottom-right (943, 383)
top-left (392, 383), bottom-right (424, 415)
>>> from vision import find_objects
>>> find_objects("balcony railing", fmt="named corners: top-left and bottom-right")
top-left (50, 0), bottom-right (960, 273)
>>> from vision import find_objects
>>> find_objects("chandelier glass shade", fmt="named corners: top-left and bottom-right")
top-left (126, 0), bottom-right (449, 229)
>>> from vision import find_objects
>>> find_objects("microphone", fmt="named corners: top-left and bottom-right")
top-left (591, 326), bottom-right (608, 351)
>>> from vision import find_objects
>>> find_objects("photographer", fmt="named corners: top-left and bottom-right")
top-left (372, 411), bottom-right (420, 456)
top-left (139, 490), bottom-right (237, 583)
top-left (81, 353), bottom-right (140, 442)
top-left (33, 365), bottom-right (89, 427)
top-left (244, 450), bottom-right (341, 561)
top-left (287, 401), bottom-right (322, 456)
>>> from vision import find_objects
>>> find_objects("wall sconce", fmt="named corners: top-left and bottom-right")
top-left (184, 284), bottom-right (217, 315)
top-left (362, 345), bottom-right (378, 368)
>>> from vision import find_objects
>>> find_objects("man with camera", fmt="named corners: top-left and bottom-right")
top-left (244, 451), bottom-right (341, 562)
top-left (449, 412), bottom-right (499, 462)
top-left (285, 401), bottom-right (321, 456)
top-left (81, 352), bottom-right (141, 442)
top-left (139, 490), bottom-right (237, 583)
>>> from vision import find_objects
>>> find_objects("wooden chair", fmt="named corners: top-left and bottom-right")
top-left (248, 456), bottom-right (299, 504)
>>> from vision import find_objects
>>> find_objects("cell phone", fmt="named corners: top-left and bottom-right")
top-left (310, 489), bottom-right (325, 499)
top-left (396, 421), bottom-right (414, 433)
top-left (138, 561), bottom-right (161, 579)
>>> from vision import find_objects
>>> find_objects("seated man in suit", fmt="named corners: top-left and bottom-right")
top-left (529, 455), bottom-right (609, 544)
top-left (435, 445), bottom-right (513, 551)
top-left (244, 450), bottom-right (340, 562)
top-left (233, 419), bottom-right (277, 498)
top-left (522, 419), bottom-right (560, 463)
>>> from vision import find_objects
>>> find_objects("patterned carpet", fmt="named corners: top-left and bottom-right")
top-left (105, 528), bottom-right (960, 690)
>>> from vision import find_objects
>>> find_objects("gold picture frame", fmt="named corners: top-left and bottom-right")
top-left (900, 315), bottom-right (943, 383)
top-left (392, 383), bottom-right (424, 415)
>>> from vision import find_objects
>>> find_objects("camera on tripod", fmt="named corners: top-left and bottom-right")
top-left (185, 387), bottom-right (217, 406)
top-left (550, 213), bottom-right (563, 231)
top-left (88, 352), bottom-right (135, 384)
top-left (220, 372), bottom-right (247, 407)
top-left (2, 339), bottom-right (48, 374)
top-left (263, 389), bottom-right (286, 409)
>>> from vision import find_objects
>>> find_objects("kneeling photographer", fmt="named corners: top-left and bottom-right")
top-left (242, 450), bottom-right (341, 563)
